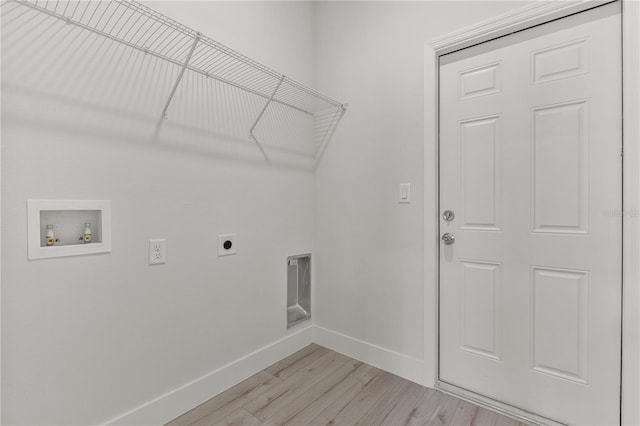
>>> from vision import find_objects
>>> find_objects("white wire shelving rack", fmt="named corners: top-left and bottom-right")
top-left (4, 0), bottom-right (346, 168)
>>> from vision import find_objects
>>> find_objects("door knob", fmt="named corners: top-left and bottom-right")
top-left (442, 210), bottom-right (455, 221)
top-left (441, 233), bottom-right (455, 245)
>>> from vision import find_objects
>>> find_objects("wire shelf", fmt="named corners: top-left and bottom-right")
top-left (3, 0), bottom-right (346, 168)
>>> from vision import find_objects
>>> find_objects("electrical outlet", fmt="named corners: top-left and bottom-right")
top-left (149, 239), bottom-right (166, 265)
top-left (218, 234), bottom-right (237, 256)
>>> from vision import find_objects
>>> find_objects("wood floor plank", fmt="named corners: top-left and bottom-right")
top-left (356, 380), bottom-right (420, 426)
top-left (351, 363), bottom-right (381, 384)
top-left (261, 358), bottom-right (363, 425)
top-left (188, 374), bottom-right (282, 426)
top-left (449, 400), bottom-right (481, 425)
top-left (216, 408), bottom-right (262, 426)
top-left (494, 415), bottom-right (529, 426)
top-left (243, 350), bottom-right (352, 421)
top-left (315, 371), bottom-right (406, 426)
top-left (424, 390), bottom-right (464, 425)
top-left (470, 407), bottom-right (501, 425)
top-left (304, 370), bottom-right (384, 426)
top-left (264, 344), bottom-right (326, 379)
top-left (405, 388), bottom-right (444, 426)
top-left (166, 345), bottom-right (532, 426)
top-left (165, 371), bottom-right (277, 426)
top-left (278, 373), bottom-right (370, 426)
top-left (369, 381), bottom-right (429, 426)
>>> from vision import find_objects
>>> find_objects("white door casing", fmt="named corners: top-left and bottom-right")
top-left (438, 4), bottom-right (621, 425)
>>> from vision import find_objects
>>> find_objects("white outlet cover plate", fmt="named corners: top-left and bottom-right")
top-left (218, 234), bottom-right (237, 256)
top-left (149, 238), bottom-right (166, 265)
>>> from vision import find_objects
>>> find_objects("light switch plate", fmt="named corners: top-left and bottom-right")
top-left (399, 183), bottom-right (411, 203)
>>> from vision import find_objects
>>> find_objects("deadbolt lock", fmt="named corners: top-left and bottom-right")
top-left (442, 210), bottom-right (455, 221)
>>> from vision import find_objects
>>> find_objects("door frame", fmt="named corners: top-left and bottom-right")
top-left (423, 0), bottom-right (640, 424)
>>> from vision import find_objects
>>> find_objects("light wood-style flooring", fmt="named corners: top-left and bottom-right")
top-left (166, 344), bottom-right (529, 426)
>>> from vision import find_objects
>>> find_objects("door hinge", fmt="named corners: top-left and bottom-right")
top-left (621, 146), bottom-right (624, 158)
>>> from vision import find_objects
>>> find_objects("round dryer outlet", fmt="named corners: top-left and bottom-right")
top-left (218, 233), bottom-right (237, 256)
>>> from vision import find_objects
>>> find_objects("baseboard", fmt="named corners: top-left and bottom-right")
top-left (312, 325), bottom-right (425, 386)
top-left (104, 324), bottom-right (425, 425)
top-left (104, 325), bottom-right (314, 425)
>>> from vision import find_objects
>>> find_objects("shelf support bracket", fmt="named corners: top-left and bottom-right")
top-left (248, 74), bottom-right (285, 162)
top-left (161, 32), bottom-right (201, 119)
top-left (313, 105), bottom-right (346, 170)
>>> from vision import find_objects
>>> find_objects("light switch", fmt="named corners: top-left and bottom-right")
top-left (399, 183), bottom-right (411, 204)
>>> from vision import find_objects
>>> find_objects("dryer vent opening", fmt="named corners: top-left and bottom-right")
top-left (287, 254), bottom-right (311, 328)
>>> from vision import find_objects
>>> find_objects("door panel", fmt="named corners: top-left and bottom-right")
top-left (439, 3), bottom-right (621, 425)
top-left (460, 260), bottom-right (502, 360)
top-left (532, 100), bottom-right (589, 234)
top-left (459, 62), bottom-right (502, 100)
top-left (532, 39), bottom-right (589, 84)
top-left (531, 266), bottom-right (589, 384)
top-left (460, 116), bottom-right (502, 231)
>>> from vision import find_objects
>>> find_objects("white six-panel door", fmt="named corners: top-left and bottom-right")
top-left (439, 4), bottom-right (622, 425)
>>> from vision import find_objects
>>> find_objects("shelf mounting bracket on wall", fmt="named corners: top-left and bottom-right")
top-left (314, 105), bottom-right (347, 169)
top-left (162, 32), bottom-right (201, 120)
top-left (249, 74), bottom-right (285, 162)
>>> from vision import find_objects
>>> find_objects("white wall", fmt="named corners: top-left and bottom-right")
top-left (0, 1), bottom-right (540, 424)
top-left (1, 2), bottom-right (316, 424)
top-left (313, 0), bottom-right (532, 381)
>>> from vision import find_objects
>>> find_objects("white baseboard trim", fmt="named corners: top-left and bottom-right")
top-left (312, 326), bottom-right (425, 386)
top-left (104, 325), bottom-right (425, 425)
top-left (104, 325), bottom-right (314, 426)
